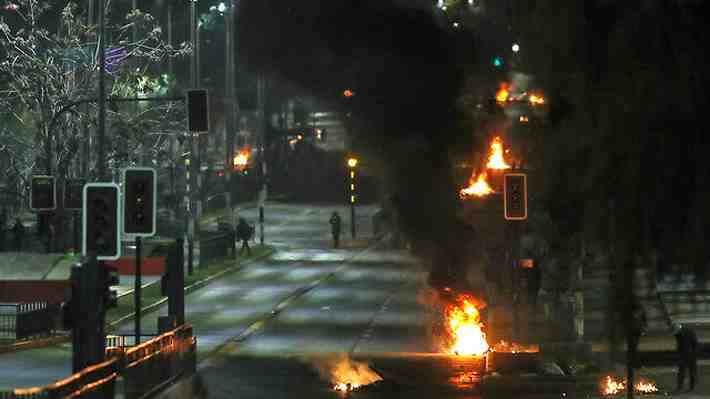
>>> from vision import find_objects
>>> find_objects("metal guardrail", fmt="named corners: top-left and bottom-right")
top-left (657, 289), bottom-right (710, 328)
top-left (0, 324), bottom-right (196, 399)
top-left (0, 303), bottom-right (59, 341)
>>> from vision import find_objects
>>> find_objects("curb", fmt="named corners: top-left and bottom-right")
top-left (106, 248), bottom-right (274, 331)
top-left (0, 248), bottom-right (274, 354)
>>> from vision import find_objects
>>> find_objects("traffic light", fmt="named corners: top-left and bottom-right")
top-left (504, 173), bottom-right (528, 220)
top-left (30, 175), bottom-right (56, 211)
top-left (493, 56), bottom-right (503, 68)
top-left (187, 89), bottom-right (209, 132)
top-left (83, 183), bottom-right (121, 260)
top-left (64, 179), bottom-right (86, 210)
top-left (122, 168), bottom-right (156, 237)
top-left (100, 263), bottom-right (119, 310)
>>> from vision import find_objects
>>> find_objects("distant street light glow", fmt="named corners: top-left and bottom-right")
top-left (512, 43), bottom-right (520, 53)
top-left (218, 2), bottom-right (227, 13)
top-left (453, 22), bottom-right (460, 28)
top-left (347, 158), bottom-right (358, 168)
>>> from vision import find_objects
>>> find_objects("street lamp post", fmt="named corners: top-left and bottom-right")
top-left (223, 1), bottom-right (238, 232)
top-left (347, 157), bottom-right (358, 238)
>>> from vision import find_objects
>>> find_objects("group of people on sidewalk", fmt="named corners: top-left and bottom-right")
top-left (0, 212), bottom-right (25, 252)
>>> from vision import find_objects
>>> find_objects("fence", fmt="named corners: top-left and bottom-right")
top-left (658, 289), bottom-right (710, 325)
top-left (0, 302), bottom-right (59, 341)
top-left (0, 324), bottom-right (196, 399)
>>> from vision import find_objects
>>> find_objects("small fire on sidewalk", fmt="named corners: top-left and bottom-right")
top-left (601, 375), bottom-right (659, 396)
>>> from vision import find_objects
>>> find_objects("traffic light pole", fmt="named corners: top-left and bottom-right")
top-left (134, 236), bottom-right (142, 345)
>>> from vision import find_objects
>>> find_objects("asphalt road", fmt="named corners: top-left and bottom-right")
top-left (0, 203), bottom-right (380, 390)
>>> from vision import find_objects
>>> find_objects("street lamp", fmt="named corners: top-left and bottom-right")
top-left (347, 157), bottom-right (358, 238)
top-left (512, 43), bottom-right (520, 53)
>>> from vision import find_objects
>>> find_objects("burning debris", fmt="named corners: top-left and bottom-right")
top-left (459, 136), bottom-right (512, 198)
top-left (459, 171), bottom-right (493, 198)
top-left (485, 136), bottom-right (511, 170)
top-left (443, 293), bottom-right (489, 356)
top-left (233, 147), bottom-right (251, 171)
top-left (601, 375), bottom-right (659, 396)
top-left (635, 379), bottom-right (659, 394)
top-left (496, 84), bottom-right (509, 103)
top-left (307, 354), bottom-right (382, 394)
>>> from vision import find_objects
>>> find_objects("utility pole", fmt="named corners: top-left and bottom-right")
top-left (224, 4), bottom-right (237, 230)
top-left (97, 0), bottom-right (106, 180)
top-left (257, 74), bottom-right (267, 244)
top-left (188, 0), bottom-right (198, 270)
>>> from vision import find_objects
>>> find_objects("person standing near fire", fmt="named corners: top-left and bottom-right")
top-left (672, 323), bottom-right (699, 392)
top-left (236, 218), bottom-right (253, 256)
top-left (330, 211), bottom-right (342, 248)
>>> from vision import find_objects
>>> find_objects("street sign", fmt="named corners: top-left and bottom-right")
top-left (83, 183), bottom-right (121, 260)
top-left (30, 175), bottom-right (56, 211)
top-left (186, 89), bottom-right (209, 132)
top-left (504, 173), bottom-right (527, 220)
top-left (121, 167), bottom-right (157, 237)
top-left (64, 179), bottom-right (86, 210)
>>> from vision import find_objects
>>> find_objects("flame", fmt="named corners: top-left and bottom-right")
top-left (445, 294), bottom-right (489, 356)
top-left (233, 148), bottom-right (250, 170)
top-left (602, 376), bottom-right (625, 396)
top-left (529, 94), bottom-right (545, 105)
top-left (486, 136), bottom-right (511, 170)
top-left (310, 355), bottom-right (381, 393)
top-left (495, 84), bottom-right (509, 103)
top-left (635, 379), bottom-right (658, 394)
top-left (460, 171), bottom-right (493, 198)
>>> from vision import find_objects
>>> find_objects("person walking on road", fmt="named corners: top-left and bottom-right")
top-left (672, 323), bottom-right (699, 392)
top-left (236, 218), bottom-right (253, 256)
top-left (11, 218), bottom-right (24, 251)
top-left (329, 212), bottom-right (342, 248)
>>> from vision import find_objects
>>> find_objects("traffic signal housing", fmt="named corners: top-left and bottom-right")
top-left (30, 175), bottom-right (56, 211)
top-left (122, 168), bottom-right (156, 237)
top-left (187, 89), bottom-right (209, 132)
top-left (504, 173), bottom-right (528, 220)
top-left (83, 183), bottom-right (121, 260)
top-left (100, 263), bottom-right (119, 310)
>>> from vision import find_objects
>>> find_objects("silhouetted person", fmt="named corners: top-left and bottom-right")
top-left (11, 218), bottom-right (24, 251)
top-left (628, 298), bottom-right (647, 368)
top-left (672, 323), bottom-right (699, 392)
top-left (329, 212), bottom-right (341, 248)
top-left (236, 218), bottom-right (252, 256)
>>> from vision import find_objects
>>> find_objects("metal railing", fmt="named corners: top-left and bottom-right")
top-left (0, 302), bottom-right (59, 341)
top-left (0, 324), bottom-right (196, 399)
top-left (658, 289), bottom-right (710, 325)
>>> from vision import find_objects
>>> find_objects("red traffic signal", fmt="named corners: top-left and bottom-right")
top-left (504, 173), bottom-right (527, 220)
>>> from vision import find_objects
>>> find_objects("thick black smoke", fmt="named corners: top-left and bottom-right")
top-left (236, 0), bottom-right (475, 287)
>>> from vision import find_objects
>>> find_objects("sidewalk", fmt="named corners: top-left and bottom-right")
top-left (0, 245), bottom-right (272, 362)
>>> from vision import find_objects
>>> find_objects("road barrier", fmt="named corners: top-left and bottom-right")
top-left (0, 324), bottom-right (196, 399)
top-left (0, 302), bottom-right (59, 341)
